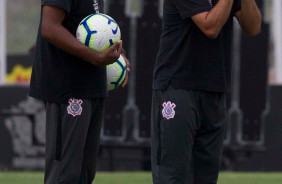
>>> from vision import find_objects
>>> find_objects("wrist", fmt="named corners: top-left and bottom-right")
top-left (93, 52), bottom-right (104, 65)
top-left (85, 48), bottom-right (102, 65)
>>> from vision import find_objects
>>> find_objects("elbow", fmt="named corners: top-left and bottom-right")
top-left (192, 15), bottom-right (221, 39)
top-left (41, 22), bottom-right (53, 41)
top-left (242, 15), bottom-right (262, 37)
top-left (203, 28), bottom-right (220, 39)
top-left (205, 31), bottom-right (219, 39)
top-left (246, 25), bottom-right (261, 36)
top-left (41, 26), bottom-right (50, 40)
top-left (201, 23), bottom-right (221, 39)
top-left (247, 30), bottom-right (261, 37)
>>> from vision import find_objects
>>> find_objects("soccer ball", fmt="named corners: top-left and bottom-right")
top-left (76, 13), bottom-right (121, 52)
top-left (107, 55), bottom-right (127, 91)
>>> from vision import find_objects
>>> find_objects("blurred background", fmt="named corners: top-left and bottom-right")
top-left (0, 0), bottom-right (282, 183)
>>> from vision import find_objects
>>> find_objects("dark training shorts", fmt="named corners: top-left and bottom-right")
top-left (44, 98), bottom-right (105, 184)
top-left (151, 85), bottom-right (226, 184)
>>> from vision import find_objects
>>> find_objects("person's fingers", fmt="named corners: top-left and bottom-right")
top-left (121, 73), bottom-right (128, 87)
top-left (110, 41), bottom-right (122, 61)
top-left (117, 40), bottom-right (123, 54)
top-left (121, 53), bottom-right (130, 72)
top-left (108, 41), bottom-right (121, 52)
top-left (112, 51), bottom-right (120, 61)
top-left (97, 41), bottom-right (123, 65)
top-left (125, 59), bottom-right (130, 72)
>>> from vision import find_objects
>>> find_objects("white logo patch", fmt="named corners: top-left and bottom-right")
top-left (162, 101), bottom-right (176, 120)
top-left (67, 98), bottom-right (83, 117)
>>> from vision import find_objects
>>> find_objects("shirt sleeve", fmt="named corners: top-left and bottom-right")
top-left (173, 0), bottom-right (212, 19)
top-left (42, 0), bottom-right (72, 13)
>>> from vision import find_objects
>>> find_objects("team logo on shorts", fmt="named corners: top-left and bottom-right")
top-left (162, 101), bottom-right (176, 120)
top-left (67, 98), bottom-right (83, 117)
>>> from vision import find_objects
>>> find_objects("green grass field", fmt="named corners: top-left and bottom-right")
top-left (0, 172), bottom-right (282, 184)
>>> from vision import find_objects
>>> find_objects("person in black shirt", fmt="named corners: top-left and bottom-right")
top-left (151, 0), bottom-right (261, 183)
top-left (29, 0), bottom-right (129, 183)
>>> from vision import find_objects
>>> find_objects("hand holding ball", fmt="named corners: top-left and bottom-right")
top-left (76, 13), bottom-right (126, 91)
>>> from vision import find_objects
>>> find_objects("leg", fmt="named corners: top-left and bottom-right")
top-left (44, 102), bottom-right (61, 184)
top-left (193, 92), bottom-right (226, 184)
top-left (151, 86), bottom-right (199, 184)
top-left (79, 98), bottom-right (105, 184)
top-left (44, 99), bottom-right (94, 184)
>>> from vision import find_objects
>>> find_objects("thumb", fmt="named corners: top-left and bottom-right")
top-left (117, 40), bottom-right (123, 54)
top-left (110, 41), bottom-right (122, 51)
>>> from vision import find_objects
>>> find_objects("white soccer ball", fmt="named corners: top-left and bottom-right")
top-left (107, 55), bottom-right (127, 91)
top-left (76, 13), bottom-right (121, 52)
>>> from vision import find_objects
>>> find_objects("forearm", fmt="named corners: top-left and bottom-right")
top-left (41, 5), bottom-right (122, 67)
top-left (42, 23), bottom-right (101, 65)
top-left (41, 5), bottom-right (103, 66)
top-left (192, 0), bottom-right (234, 38)
top-left (207, 0), bottom-right (234, 32)
top-left (237, 0), bottom-right (262, 36)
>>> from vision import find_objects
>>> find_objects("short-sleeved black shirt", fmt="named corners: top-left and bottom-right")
top-left (153, 0), bottom-right (241, 92)
top-left (29, 0), bottom-right (106, 103)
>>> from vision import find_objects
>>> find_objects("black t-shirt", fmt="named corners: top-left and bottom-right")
top-left (29, 0), bottom-right (106, 103)
top-left (153, 0), bottom-right (241, 92)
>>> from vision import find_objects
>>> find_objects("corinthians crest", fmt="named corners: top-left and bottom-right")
top-left (67, 98), bottom-right (83, 117)
top-left (162, 101), bottom-right (176, 120)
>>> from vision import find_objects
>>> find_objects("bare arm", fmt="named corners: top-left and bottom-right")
top-left (41, 5), bottom-right (122, 66)
top-left (191, 0), bottom-right (234, 39)
top-left (235, 0), bottom-right (262, 36)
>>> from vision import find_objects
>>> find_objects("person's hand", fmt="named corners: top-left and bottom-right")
top-left (121, 52), bottom-right (130, 88)
top-left (96, 41), bottom-right (123, 66)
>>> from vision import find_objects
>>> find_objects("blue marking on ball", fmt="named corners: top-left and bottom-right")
top-left (100, 14), bottom-right (117, 25)
top-left (110, 59), bottom-right (126, 88)
top-left (112, 27), bottom-right (119, 35)
top-left (109, 39), bottom-right (114, 46)
top-left (80, 14), bottom-right (98, 46)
